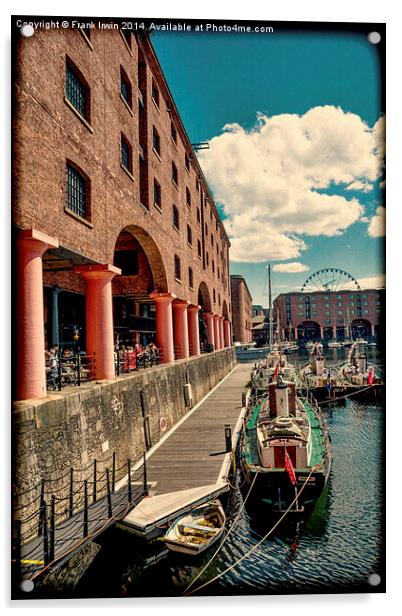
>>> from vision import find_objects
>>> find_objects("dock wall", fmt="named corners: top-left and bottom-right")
top-left (12, 348), bottom-right (236, 510)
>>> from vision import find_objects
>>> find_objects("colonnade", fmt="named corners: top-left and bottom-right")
top-left (15, 230), bottom-right (232, 400)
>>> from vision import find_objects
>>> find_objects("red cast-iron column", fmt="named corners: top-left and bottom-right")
top-left (219, 316), bottom-right (225, 348)
top-left (223, 319), bottom-right (231, 347)
top-left (204, 312), bottom-right (215, 349)
top-left (172, 299), bottom-right (190, 359)
top-left (213, 314), bottom-right (221, 350)
top-left (150, 292), bottom-right (176, 364)
top-left (16, 229), bottom-right (59, 400)
top-left (187, 304), bottom-right (201, 356)
top-left (75, 264), bottom-right (121, 380)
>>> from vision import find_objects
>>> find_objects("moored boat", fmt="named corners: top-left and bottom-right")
top-left (240, 376), bottom-right (332, 512)
top-left (251, 346), bottom-right (296, 395)
top-left (163, 501), bottom-right (226, 556)
top-left (327, 340), bottom-right (342, 348)
top-left (341, 342), bottom-right (379, 386)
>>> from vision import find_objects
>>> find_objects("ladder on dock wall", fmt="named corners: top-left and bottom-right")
top-left (12, 452), bottom-right (149, 587)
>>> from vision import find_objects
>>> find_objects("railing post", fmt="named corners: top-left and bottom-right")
top-left (225, 424), bottom-right (232, 453)
top-left (57, 350), bottom-right (62, 391)
top-left (83, 480), bottom-right (88, 538)
top-left (38, 479), bottom-right (45, 536)
top-left (106, 469), bottom-right (113, 518)
top-left (69, 468), bottom-right (74, 518)
top-left (49, 495), bottom-right (55, 562)
top-left (112, 452), bottom-right (116, 493)
top-left (143, 452), bottom-right (148, 496)
top-left (42, 501), bottom-right (49, 566)
top-left (92, 459), bottom-right (97, 503)
top-left (13, 520), bottom-right (22, 586)
top-left (127, 459), bottom-right (132, 503)
top-left (76, 352), bottom-right (81, 387)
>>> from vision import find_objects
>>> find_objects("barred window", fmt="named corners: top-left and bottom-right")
top-left (187, 224), bottom-right (192, 246)
top-left (173, 205), bottom-right (179, 230)
top-left (66, 59), bottom-right (89, 120)
top-left (121, 134), bottom-right (132, 174)
top-left (172, 161), bottom-right (178, 185)
top-left (151, 79), bottom-right (160, 107)
top-left (154, 179), bottom-right (161, 209)
top-left (189, 267), bottom-right (194, 289)
top-left (185, 152), bottom-right (191, 171)
top-left (197, 240), bottom-right (201, 258)
top-left (174, 255), bottom-right (181, 280)
top-left (171, 121), bottom-right (177, 144)
top-left (120, 67), bottom-right (132, 108)
top-left (153, 126), bottom-right (161, 155)
top-left (186, 187), bottom-right (191, 208)
top-left (66, 163), bottom-right (89, 219)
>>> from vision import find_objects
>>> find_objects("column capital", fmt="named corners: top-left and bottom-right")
top-left (75, 263), bottom-right (121, 280)
top-left (150, 291), bottom-right (177, 303)
top-left (173, 299), bottom-right (190, 309)
top-left (17, 228), bottom-right (59, 253)
top-left (188, 304), bottom-right (201, 313)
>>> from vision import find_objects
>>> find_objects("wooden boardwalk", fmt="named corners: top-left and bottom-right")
top-left (144, 363), bottom-right (252, 495)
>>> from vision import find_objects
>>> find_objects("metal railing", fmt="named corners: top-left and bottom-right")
top-left (115, 348), bottom-right (160, 375)
top-left (46, 352), bottom-right (96, 391)
top-left (12, 451), bottom-right (148, 582)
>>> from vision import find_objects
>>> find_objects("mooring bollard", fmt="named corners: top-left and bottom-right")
top-left (225, 424), bottom-right (232, 453)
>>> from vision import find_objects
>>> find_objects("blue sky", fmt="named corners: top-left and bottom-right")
top-left (152, 28), bottom-right (385, 305)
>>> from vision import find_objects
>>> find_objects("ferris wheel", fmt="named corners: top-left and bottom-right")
top-left (301, 268), bottom-right (361, 293)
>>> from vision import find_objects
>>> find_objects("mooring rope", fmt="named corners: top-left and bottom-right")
top-left (319, 384), bottom-right (378, 406)
top-left (184, 467), bottom-right (315, 596)
top-left (183, 469), bottom-right (261, 595)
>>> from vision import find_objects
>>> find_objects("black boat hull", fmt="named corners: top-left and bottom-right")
top-left (239, 458), bottom-right (331, 512)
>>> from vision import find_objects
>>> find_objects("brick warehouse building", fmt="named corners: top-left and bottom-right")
top-left (230, 275), bottom-right (253, 343)
top-left (273, 288), bottom-right (384, 342)
top-left (13, 26), bottom-right (232, 401)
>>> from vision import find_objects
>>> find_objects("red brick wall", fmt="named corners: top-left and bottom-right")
top-left (231, 276), bottom-right (253, 342)
top-left (13, 28), bottom-right (231, 320)
top-left (273, 289), bottom-right (383, 332)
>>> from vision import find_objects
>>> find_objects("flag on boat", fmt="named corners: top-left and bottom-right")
top-left (285, 449), bottom-right (297, 485)
top-left (273, 363), bottom-right (279, 379)
top-left (368, 366), bottom-right (374, 385)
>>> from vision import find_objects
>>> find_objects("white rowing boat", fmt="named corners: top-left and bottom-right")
top-left (164, 501), bottom-right (226, 556)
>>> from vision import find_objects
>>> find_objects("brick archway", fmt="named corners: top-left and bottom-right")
top-left (116, 225), bottom-right (168, 293)
top-left (222, 299), bottom-right (229, 320)
top-left (197, 281), bottom-right (212, 313)
top-left (112, 226), bottom-right (169, 348)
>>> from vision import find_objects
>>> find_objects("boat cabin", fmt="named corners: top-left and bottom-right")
top-left (256, 379), bottom-right (310, 469)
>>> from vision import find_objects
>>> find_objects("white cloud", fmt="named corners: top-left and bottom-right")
top-left (345, 180), bottom-right (373, 192)
top-left (368, 206), bottom-right (385, 238)
top-left (358, 274), bottom-right (385, 289)
top-left (198, 106), bottom-right (385, 262)
top-left (272, 262), bottom-right (310, 273)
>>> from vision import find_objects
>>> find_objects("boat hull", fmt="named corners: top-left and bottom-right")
top-left (240, 460), bottom-right (331, 511)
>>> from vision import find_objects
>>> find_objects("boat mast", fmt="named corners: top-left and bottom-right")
top-left (268, 264), bottom-right (273, 348)
top-left (277, 308), bottom-right (281, 342)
